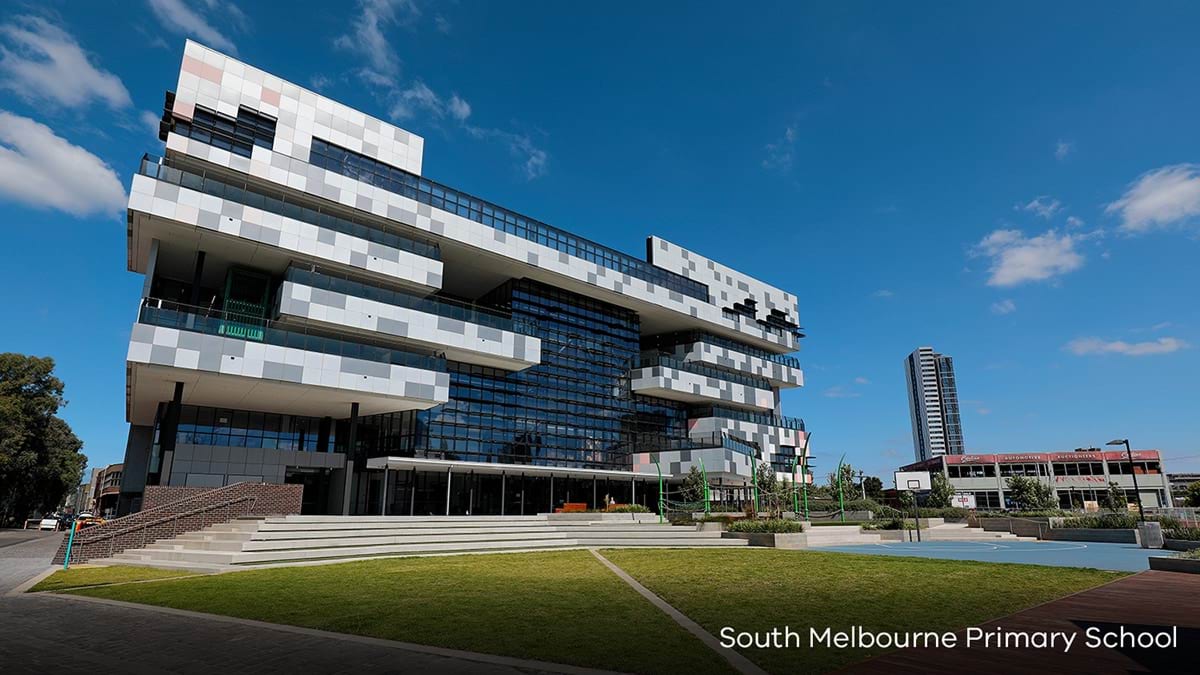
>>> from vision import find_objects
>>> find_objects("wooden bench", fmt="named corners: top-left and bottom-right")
top-left (554, 502), bottom-right (589, 513)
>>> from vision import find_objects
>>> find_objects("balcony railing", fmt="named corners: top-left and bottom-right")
top-left (307, 139), bottom-right (711, 302)
top-left (284, 265), bottom-right (537, 336)
top-left (637, 432), bottom-right (762, 459)
top-left (644, 331), bottom-right (802, 368)
top-left (636, 355), bottom-right (772, 390)
top-left (138, 298), bottom-right (446, 372)
top-left (137, 155), bottom-right (441, 261)
top-left (690, 405), bottom-right (806, 431)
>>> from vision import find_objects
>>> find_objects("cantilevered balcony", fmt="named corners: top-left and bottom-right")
top-left (125, 299), bottom-right (449, 425)
top-left (646, 331), bottom-right (803, 388)
top-left (276, 265), bottom-right (541, 371)
top-left (632, 432), bottom-right (763, 482)
top-left (630, 356), bottom-right (775, 411)
top-left (687, 406), bottom-right (807, 459)
top-left (127, 155), bottom-right (443, 290)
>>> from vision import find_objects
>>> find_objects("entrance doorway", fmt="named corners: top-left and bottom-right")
top-left (285, 468), bottom-right (332, 514)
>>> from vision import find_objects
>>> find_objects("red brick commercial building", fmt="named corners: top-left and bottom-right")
top-left (900, 449), bottom-right (1170, 510)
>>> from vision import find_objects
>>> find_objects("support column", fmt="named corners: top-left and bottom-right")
top-left (409, 467), bottom-right (416, 516)
top-left (549, 474), bottom-right (554, 513)
top-left (341, 402), bottom-right (359, 516)
top-left (501, 472), bottom-right (506, 516)
top-left (445, 466), bottom-right (452, 516)
top-left (188, 250), bottom-right (206, 306)
top-left (157, 382), bottom-right (185, 486)
top-left (381, 468), bottom-right (389, 516)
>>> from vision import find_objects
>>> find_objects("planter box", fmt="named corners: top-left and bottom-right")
top-left (698, 522), bottom-right (726, 532)
top-left (1044, 528), bottom-right (1137, 544)
top-left (1165, 539), bottom-right (1200, 552)
top-left (721, 532), bottom-right (807, 549)
top-left (978, 518), bottom-right (1050, 538)
top-left (1149, 556), bottom-right (1200, 574)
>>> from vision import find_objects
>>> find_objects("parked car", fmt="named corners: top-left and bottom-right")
top-left (38, 516), bottom-right (60, 531)
top-left (75, 515), bottom-right (106, 530)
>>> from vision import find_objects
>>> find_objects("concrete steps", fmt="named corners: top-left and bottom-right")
top-left (800, 525), bottom-right (883, 547)
top-left (90, 514), bottom-right (746, 571)
top-left (923, 524), bottom-right (1027, 541)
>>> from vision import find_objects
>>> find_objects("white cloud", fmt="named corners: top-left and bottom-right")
top-left (309, 74), bottom-right (332, 92)
top-left (990, 299), bottom-right (1016, 315)
top-left (1017, 195), bottom-right (1063, 219)
top-left (763, 126), bottom-right (796, 170)
top-left (467, 125), bottom-right (548, 180)
top-left (853, 376), bottom-right (870, 385)
top-left (1065, 215), bottom-right (1085, 228)
top-left (448, 94), bottom-right (471, 121)
top-left (139, 110), bottom-right (161, 137)
top-left (872, 289), bottom-right (894, 298)
top-left (434, 14), bottom-right (451, 34)
top-left (1055, 140), bottom-right (1072, 161)
top-left (823, 385), bottom-right (861, 399)
top-left (337, 1), bottom-right (546, 180)
top-left (147, 0), bottom-right (242, 54)
top-left (1066, 336), bottom-right (1188, 357)
top-left (977, 407), bottom-right (992, 415)
top-left (0, 110), bottom-right (126, 217)
top-left (335, 0), bottom-right (418, 80)
top-left (0, 16), bottom-right (131, 109)
top-left (972, 228), bottom-right (1084, 287)
top-left (1105, 164), bottom-right (1200, 233)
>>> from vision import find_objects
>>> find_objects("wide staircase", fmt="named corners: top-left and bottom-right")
top-left (799, 525), bottom-right (883, 547)
top-left (90, 514), bottom-right (747, 571)
top-left (920, 521), bottom-right (1028, 541)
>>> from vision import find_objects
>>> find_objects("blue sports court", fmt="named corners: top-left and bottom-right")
top-left (821, 540), bottom-right (1176, 572)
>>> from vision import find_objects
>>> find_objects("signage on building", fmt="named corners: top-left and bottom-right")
top-left (951, 493), bottom-right (976, 509)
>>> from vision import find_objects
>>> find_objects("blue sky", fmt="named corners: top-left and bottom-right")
top-left (1, 1), bottom-right (1198, 481)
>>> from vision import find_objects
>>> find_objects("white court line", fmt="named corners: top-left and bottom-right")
top-left (863, 541), bottom-right (1092, 554)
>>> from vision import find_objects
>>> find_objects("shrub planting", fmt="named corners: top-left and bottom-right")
top-left (726, 518), bottom-right (804, 534)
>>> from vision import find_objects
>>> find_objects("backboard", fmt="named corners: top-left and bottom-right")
top-left (894, 470), bottom-right (931, 492)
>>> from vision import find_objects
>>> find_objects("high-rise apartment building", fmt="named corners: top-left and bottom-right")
top-left (116, 41), bottom-right (807, 515)
top-left (904, 346), bottom-right (963, 462)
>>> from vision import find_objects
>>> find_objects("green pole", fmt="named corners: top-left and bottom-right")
top-left (750, 453), bottom-right (760, 515)
top-left (800, 432), bottom-right (812, 520)
top-left (791, 456), bottom-right (800, 516)
top-left (837, 454), bottom-right (846, 523)
top-left (62, 520), bottom-right (77, 570)
top-left (699, 458), bottom-right (711, 514)
top-left (655, 461), bottom-right (664, 524)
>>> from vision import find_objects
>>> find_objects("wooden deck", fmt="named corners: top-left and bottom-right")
top-left (845, 571), bottom-right (1200, 674)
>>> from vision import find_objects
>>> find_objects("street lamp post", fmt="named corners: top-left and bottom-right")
top-left (1107, 439), bottom-right (1145, 522)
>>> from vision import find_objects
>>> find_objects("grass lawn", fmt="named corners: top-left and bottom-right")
top-left (601, 548), bottom-right (1126, 674)
top-left (30, 565), bottom-right (198, 592)
top-left (66, 550), bottom-right (734, 675)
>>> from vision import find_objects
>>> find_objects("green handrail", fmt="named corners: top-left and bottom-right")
top-left (655, 461), bottom-right (664, 524)
top-left (837, 453), bottom-right (846, 523)
top-left (700, 458), bottom-right (711, 514)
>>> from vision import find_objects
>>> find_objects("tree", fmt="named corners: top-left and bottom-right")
top-left (755, 461), bottom-right (788, 518)
top-left (826, 463), bottom-right (857, 500)
top-left (926, 472), bottom-right (954, 508)
top-left (1103, 481), bottom-right (1128, 512)
top-left (0, 354), bottom-right (87, 525)
top-left (680, 465), bottom-right (706, 504)
top-left (1186, 481), bottom-right (1200, 508)
top-left (1004, 475), bottom-right (1055, 511)
top-left (863, 476), bottom-right (884, 500)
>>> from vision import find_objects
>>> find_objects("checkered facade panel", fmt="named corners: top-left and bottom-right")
top-left (674, 341), bottom-right (804, 387)
top-left (163, 44), bottom-right (798, 354)
top-left (630, 365), bottom-right (776, 411)
top-left (127, 323), bottom-right (450, 404)
top-left (277, 281), bottom-right (542, 368)
top-left (129, 174), bottom-right (443, 290)
top-left (174, 40), bottom-right (423, 174)
top-left (647, 236), bottom-right (800, 328)
top-left (633, 447), bottom-right (755, 482)
top-left (689, 416), bottom-right (808, 462)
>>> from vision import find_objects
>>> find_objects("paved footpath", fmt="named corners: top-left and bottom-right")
top-left (0, 535), bottom-right (607, 675)
top-left (847, 570), bottom-right (1200, 674)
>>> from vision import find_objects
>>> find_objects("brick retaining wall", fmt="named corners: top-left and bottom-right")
top-left (54, 482), bottom-right (302, 565)
top-left (142, 486), bottom-right (212, 510)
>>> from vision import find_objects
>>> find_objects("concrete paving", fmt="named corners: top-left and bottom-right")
top-left (818, 539), bottom-right (1176, 572)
